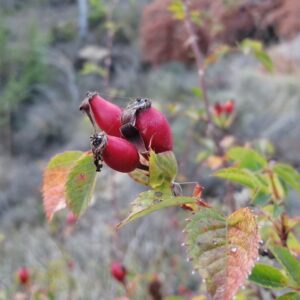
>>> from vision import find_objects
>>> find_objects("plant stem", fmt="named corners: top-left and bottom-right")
top-left (182, 0), bottom-right (212, 124)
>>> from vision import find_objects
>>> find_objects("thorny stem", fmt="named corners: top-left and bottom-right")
top-left (182, 0), bottom-right (212, 124)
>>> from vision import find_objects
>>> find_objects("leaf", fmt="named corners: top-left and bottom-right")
top-left (214, 167), bottom-right (268, 193)
top-left (273, 163), bottom-right (300, 196)
top-left (240, 39), bottom-right (273, 72)
top-left (277, 292), bottom-right (300, 300)
top-left (149, 150), bottom-right (178, 191)
top-left (128, 168), bottom-right (149, 186)
top-left (65, 152), bottom-right (97, 216)
top-left (227, 147), bottom-right (267, 170)
top-left (117, 190), bottom-right (196, 228)
top-left (191, 87), bottom-right (203, 99)
top-left (168, 0), bottom-right (185, 20)
top-left (270, 246), bottom-right (300, 286)
top-left (42, 151), bottom-right (83, 221)
top-left (249, 263), bottom-right (289, 289)
top-left (252, 193), bottom-right (271, 206)
top-left (255, 51), bottom-right (273, 72)
top-left (185, 207), bottom-right (259, 300)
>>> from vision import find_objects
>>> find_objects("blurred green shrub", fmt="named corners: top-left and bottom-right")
top-left (50, 21), bottom-right (77, 44)
top-left (0, 19), bottom-right (47, 128)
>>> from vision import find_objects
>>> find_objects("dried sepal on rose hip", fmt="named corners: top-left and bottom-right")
top-left (121, 98), bottom-right (173, 153)
top-left (91, 132), bottom-right (139, 173)
top-left (80, 92), bottom-right (122, 137)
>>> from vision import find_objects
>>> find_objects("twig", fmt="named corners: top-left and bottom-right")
top-left (182, 0), bottom-right (212, 124)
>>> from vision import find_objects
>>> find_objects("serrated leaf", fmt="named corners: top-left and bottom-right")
top-left (277, 292), bottom-right (300, 300)
top-left (117, 190), bottom-right (196, 228)
top-left (185, 207), bottom-right (259, 300)
top-left (214, 167), bottom-right (268, 193)
top-left (249, 263), bottom-right (289, 288)
top-left (271, 246), bottom-right (300, 286)
top-left (273, 163), bottom-right (300, 196)
top-left (42, 151), bottom-right (83, 221)
top-left (149, 150), bottom-right (178, 191)
top-left (65, 153), bottom-right (97, 216)
top-left (227, 147), bottom-right (267, 170)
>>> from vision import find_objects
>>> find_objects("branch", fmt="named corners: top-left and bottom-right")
top-left (182, 0), bottom-right (212, 124)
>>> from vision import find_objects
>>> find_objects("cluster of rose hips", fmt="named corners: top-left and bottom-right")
top-left (80, 92), bottom-right (173, 173)
top-left (212, 99), bottom-right (235, 117)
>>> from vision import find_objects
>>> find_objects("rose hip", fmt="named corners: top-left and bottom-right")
top-left (135, 106), bottom-right (173, 153)
top-left (110, 261), bottom-right (127, 283)
top-left (91, 133), bottom-right (139, 173)
top-left (80, 92), bottom-right (122, 137)
top-left (17, 267), bottom-right (30, 285)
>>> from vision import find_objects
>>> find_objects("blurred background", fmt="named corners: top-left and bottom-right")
top-left (0, 0), bottom-right (300, 299)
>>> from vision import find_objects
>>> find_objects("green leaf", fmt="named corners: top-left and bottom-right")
top-left (168, 0), bottom-right (185, 20)
top-left (271, 246), bottom-right (300, 286)
top-left (65, 153), bottom-right (97, 216)
top-left (185, 207), bottom-right (259, 300)
top-left (227, 147), bottom-right (268, 170)
top-left (249, 263), bottom-right (289, 289)
top-left (42, 151), bottom-right (83, 221)
top-left (214, 167), bottom-right (268, 193)
top-left (117, 190), bottom-right (196, 228)
top-left (255, 50), bottom-right (273, 72)
top-left (240, 39), bottom-right (273, 72)
top-left (252, 193), bottom-right (271, 206)
top-left (191, 87), bottom-right (203, 99)
top-left (277, 292), bottom-right (300, 300)
top-left (128, 168), bottom-right (149, 186)
top-left (149, 150), bottom-right (178, 191)
top-left (273, 163), bottom-right (300, 195)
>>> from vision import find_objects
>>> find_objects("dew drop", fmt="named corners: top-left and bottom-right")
top-left (256, 257), bottom-right (260, 262)
top-left (202, 278), bottom-right (206, 283)
top-left (185, 218), bottom-right (191, 222)
top-left (231, 247), bottom-right (237, 253)
top-left (182, 229), bottom-right (186, 233)
top-left (181, 242), bottom-right (185, 247)
top-left (259, 240), bottom-right (264, 245)
top-left (191, 270), bottom-right (196, 275)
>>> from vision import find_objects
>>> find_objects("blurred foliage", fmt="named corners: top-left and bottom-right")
top-left (0, 17), bottom-right (47, 122)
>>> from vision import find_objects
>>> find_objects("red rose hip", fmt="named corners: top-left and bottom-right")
top-left (110, 261), bottom-right (127, 283)
top-left (17, 267), bottom-right (30, 285)
top-left (223, 100), bottom-right (235, 114)
top-left (135, 106), bottom-right (173, 153)
top-left (91, 133), bottom-right (139, 173)
top-left (121, 98), bottom-right (173, 153)
top-left (80, 92), bottom-right (122, 137)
